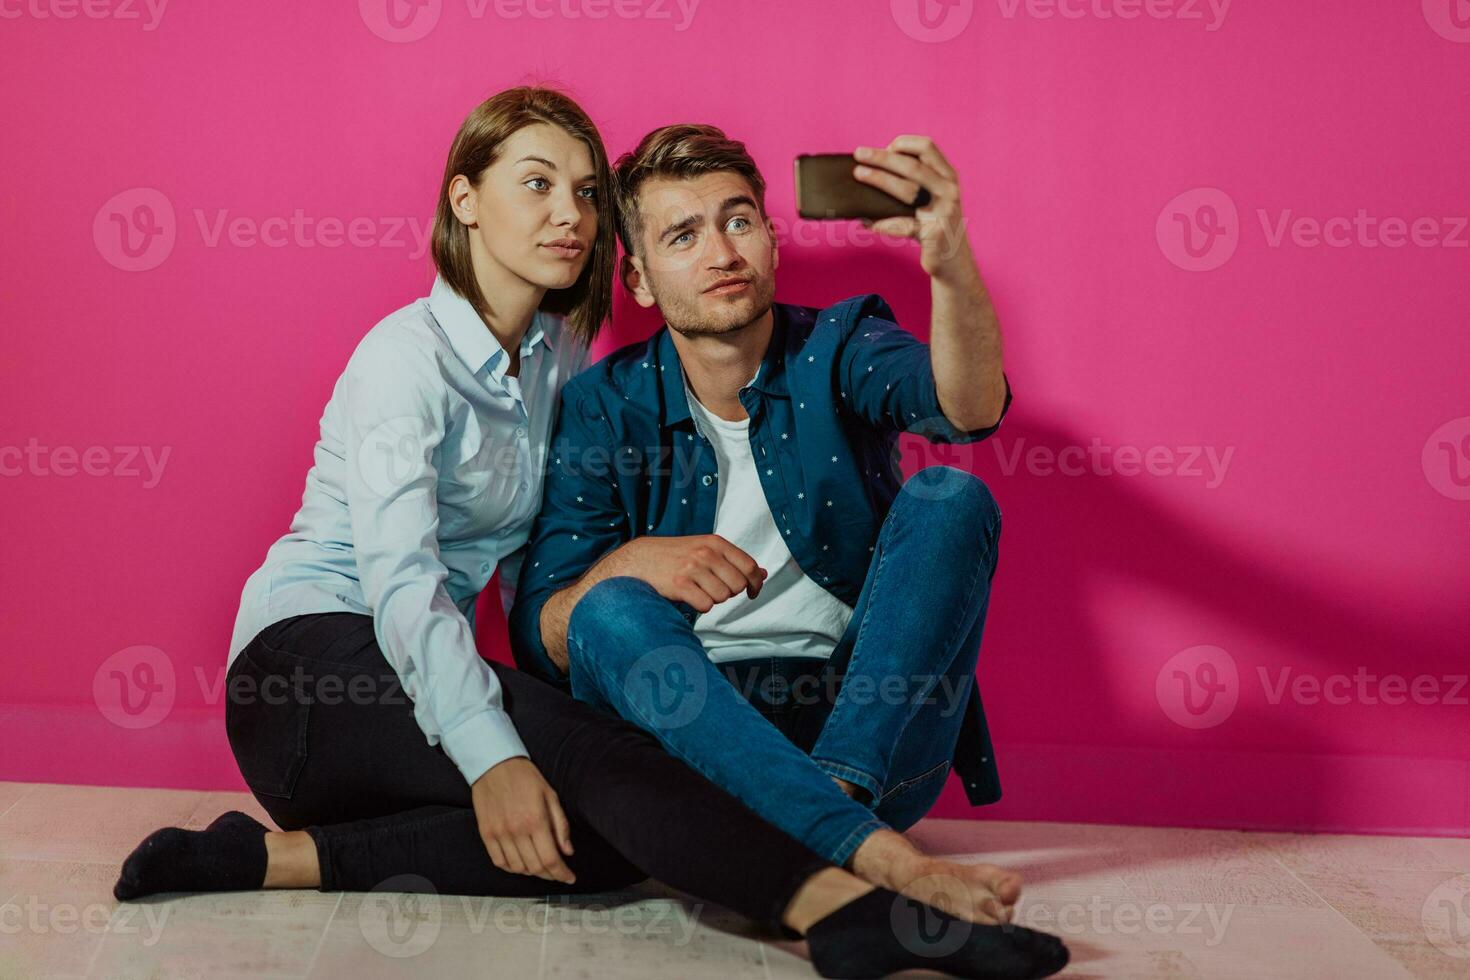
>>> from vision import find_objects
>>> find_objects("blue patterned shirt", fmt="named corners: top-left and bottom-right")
top-left (508, 293), bottom-right (1012, 804)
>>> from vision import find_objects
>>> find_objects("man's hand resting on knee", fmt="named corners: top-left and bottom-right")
top-left (537, 534), bottom-right (767, 674)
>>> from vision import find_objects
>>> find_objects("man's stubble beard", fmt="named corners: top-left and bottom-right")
top-left (653, 274), bottom-right (777, 339)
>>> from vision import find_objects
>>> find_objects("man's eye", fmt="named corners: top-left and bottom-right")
top-left (525, 178), bottom-right (549, 191)
top-left (728, 217), bottom-right (750, 232)
top-left (672, 232), bottom-right (694, 247)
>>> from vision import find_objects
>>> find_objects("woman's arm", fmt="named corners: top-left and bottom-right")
top-left (338, 335), bottom-right (575, 883)
top-left (339, 335), bottom-right (526, 785)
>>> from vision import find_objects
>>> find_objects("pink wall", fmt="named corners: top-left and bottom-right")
top-left (2, 1), bottom-right (1466, 836)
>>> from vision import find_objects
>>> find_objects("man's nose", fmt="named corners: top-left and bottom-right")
top-left (706, 232), bottom-right (743, 268)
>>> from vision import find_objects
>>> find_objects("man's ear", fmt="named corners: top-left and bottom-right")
top-left (767, 216), bottom-right (780, 271)
top-left (621, 253), bottom-right (658, 309)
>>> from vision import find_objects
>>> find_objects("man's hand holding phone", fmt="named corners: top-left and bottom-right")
top-left (850, 135), bottom-right (976, 283)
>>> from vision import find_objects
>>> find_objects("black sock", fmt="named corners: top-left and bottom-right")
top-left (113, 810), bottom-right (271, 901)
top-left (805, 886), bottom-right (1069, 980)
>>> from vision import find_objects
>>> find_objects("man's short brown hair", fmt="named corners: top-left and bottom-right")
top-left (612, 124), bottom-right (767, 257)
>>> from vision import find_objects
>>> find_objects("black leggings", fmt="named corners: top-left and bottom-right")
top-left (224, 612), bottom-right (832, 932)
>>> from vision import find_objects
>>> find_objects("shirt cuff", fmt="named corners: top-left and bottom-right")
top-left (439, 706), bottom-right (530, 786)
top-left (916, 370), bottom-right (1012, 444)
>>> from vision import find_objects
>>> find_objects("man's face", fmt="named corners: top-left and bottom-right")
top-left (623, 171), bottom-right (778, 337)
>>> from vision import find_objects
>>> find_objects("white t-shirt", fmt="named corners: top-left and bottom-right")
top-left (684, 377), bottom-right (855, 664)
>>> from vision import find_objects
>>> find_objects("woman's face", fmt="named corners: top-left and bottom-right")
top-left (453, 122), bottom-right (599, 292)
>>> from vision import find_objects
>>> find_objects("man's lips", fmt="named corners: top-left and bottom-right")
top-left (703, 278), bottom-right (751, 295)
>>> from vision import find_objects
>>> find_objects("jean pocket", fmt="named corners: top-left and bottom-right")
top-left (224, 645), bottom-right (312, 799)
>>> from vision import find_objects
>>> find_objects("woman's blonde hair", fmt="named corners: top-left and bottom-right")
top-left (431, 87), bottom-right (614, 344)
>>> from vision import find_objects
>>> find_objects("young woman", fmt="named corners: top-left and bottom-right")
top-left (113, 88), bottom-right (1067, 979)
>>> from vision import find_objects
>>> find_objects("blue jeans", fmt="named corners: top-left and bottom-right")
top-left (565, 467), bottom-right (1002, 867)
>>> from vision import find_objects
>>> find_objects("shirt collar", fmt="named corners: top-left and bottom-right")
top-left (428, 274), bottom-right (554, 380)
top-left (656, 303), bottom-right (791, 429)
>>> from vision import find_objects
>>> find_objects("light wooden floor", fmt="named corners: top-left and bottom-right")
top-left (0, 781), bottom-right (1466, 979)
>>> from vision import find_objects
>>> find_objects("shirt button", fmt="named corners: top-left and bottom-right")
top-left (479, 561), bottom-right (490, 573)
top-left (702, 474), bottom-right (713, 486)
top-left (515, 426), bottom-right (527, 439)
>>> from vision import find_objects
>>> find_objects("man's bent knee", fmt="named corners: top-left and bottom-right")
top-left (566, 576), bottom-right (671, 664)
top-left (898, 466), bottom-right (1001, 548)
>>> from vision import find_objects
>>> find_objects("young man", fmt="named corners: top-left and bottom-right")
top-left (508, 124), bottom-right (1015, 903)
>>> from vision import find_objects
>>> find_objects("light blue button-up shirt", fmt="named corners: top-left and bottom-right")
top-left (230, 274), bottom-right (588, 785)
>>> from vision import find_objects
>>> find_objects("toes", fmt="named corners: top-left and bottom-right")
top-left (968, 864), bottom-right (1024, 904)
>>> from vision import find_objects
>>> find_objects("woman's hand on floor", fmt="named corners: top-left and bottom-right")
top-left (471, 757), bottom-right (577, 884)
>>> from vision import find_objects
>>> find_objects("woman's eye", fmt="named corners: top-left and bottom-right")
top-left (577, 186), bottom-right (597, 200)
top-left (525, 178), bottom-right (549, 191)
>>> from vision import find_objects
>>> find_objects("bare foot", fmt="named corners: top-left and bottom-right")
top-left (848, 828), bottom-right (1023, 925)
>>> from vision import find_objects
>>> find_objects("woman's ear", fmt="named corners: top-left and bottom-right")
top-left (621, 253), bottom-right (657, 309)
top-left (448, 174), bottom-right (477, 227)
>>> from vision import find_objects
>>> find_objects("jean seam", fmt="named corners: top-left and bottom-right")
top-left (878, 758), bottom-right (951, 805)
top-left (810, 758), bottom-right (882, 803)
top-left (814, 487), bottom-right (995, 792)
top-left (811, 506), bottom-right (898, 779)
top-left (830, 818), bottom-right (888, 868)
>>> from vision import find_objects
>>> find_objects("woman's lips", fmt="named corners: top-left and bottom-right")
top-left (541, 242), bottom-right (584, 259)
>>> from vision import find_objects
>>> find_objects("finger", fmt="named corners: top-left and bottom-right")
top-left (686, 566), bottom-right (737, 605)
top-left (484, 836), bottom-right (511, 873)
top-left (512, 834), bottom-right (554, 882)
top-left (851, 163), bottom-right (922, 208)
top-left (497, 835), bottom-right (528, 874)
top-left (703, 554), bottom-right (753, 600)
top-left (548, 793), bottom-right (575, 856)
top-left (871, 216), bottom-right (921, 239)
top-left (854, 146), bottom-right (945, 193)
top-left (670, 577), bottom-right (718, 613)
top-left (530, 825), bottom-right (576, 884)
top-left (888, 135), bottom-right (955, 180)
top-left (709, 538), bottom-right (765, 594)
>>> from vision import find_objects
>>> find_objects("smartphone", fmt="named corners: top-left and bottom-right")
top-left (795, 153), bottom-right (917, 221)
